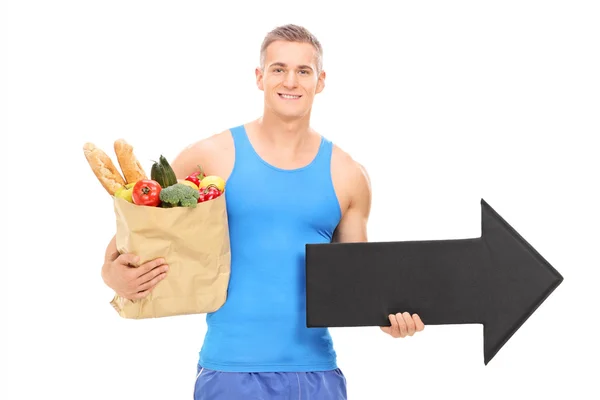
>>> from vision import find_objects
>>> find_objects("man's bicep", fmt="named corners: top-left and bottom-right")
top-left (332, 207), bottom-right (368, 243)
top-left (332, 162), bottom-right (372, 243)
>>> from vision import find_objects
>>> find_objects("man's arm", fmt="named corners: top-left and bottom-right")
top-left (169, 130), bottom-right (232, 180)
top-left (102, 235), bottom-right (118, 284)
top-left (169, 140), bottom-right (210, 180)
top-left (331, 160), bottom-right (425, 337)
top-left (332, 162), bottom-right (372, 243)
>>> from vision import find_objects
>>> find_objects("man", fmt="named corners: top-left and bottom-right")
top-left (101, 24), bottom-right (424, 399)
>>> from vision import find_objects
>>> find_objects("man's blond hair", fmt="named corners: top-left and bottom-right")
top-left (260, 24), bottom-right (323, 73)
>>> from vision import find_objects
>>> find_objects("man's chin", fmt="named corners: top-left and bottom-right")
top-left (280, 109), bottom-right (310, 120)
top-left (265, 105), bottom-right (308, 118)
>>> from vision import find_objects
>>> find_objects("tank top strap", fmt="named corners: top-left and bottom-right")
top-left (229, 125), bottom-right (252, 152)
top-left (309, 135), bottom-right (333, 171)
top-left (228, 124), bottom-right (258, 166)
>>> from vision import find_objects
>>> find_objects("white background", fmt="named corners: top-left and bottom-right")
top-left (3, 1), bottom-right (599, 399)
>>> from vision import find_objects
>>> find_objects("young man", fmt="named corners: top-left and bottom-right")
top-left (101, 24), bottom-right (424, 399)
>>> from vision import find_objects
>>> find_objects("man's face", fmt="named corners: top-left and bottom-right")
top-left (256, 40), bottom-right (325, 120)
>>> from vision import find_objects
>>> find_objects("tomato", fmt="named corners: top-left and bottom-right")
top-left (132, 179), bottom-right (162, 207)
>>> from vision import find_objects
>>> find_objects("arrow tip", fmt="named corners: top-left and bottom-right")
top-left (480, 199), bottom-right (564, 365)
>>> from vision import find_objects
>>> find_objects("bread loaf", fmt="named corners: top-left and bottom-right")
top-left (83, 142), bottom-right (126, 195)
top-left (114, 139), bottom-right (148, 184)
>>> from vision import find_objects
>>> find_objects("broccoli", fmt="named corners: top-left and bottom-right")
top-left (159, 183), bottom-right (199, 208)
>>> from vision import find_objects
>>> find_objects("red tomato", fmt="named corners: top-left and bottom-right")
top-left (132, 179), bottom-right (162, 207)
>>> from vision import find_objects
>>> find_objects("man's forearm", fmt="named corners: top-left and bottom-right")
top-left (104, 235), bottom-right (118, 263)
top-left (102, 235), bottom-right (118, 284)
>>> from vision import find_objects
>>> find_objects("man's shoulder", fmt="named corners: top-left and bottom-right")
top-left (331, 142), bottom-right (370, 183)
top-left (171, 128), bottom-right (236, 178)
top-left (183, 128), bottom-right (234, 155)
top-left (329, 142), bottom-right (371, 212)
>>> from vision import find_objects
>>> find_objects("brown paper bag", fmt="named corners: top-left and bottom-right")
top-left (109, 193), bottom-right (231, 319)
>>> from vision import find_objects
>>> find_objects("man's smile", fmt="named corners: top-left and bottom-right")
top-left (278, 93), bottom-right (302, 99)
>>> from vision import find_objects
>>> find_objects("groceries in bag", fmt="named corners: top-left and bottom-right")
top-left (83, 139), bottom-right (231, 319)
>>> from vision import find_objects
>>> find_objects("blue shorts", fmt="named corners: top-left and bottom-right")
top-left (193, 364), bottom-right (347, 399)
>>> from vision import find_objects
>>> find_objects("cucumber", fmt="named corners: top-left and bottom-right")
top-left (150, 155), bottom-right (178, 188)
top-left (159, 155), bottom-right (178, 187)
top-left (150, 161), bottom-right (167, 188)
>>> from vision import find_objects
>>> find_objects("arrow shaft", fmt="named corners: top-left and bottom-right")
top-left (305, 238), bottom-right (488, 327)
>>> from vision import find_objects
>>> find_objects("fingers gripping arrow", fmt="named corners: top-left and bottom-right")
top-left (305, 199), bottom-right (564, 365)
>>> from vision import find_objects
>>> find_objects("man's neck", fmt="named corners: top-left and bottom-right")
top-left (256, 110), bottom-right (314, 150)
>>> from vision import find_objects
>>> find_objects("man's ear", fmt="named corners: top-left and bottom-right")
top-left (255, 67), bottom-right (264, 91)
top-left (316, 70), bottom-right (326, 94)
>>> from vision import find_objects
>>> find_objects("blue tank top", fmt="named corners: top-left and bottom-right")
top-left (198, 124), bottom-right (342, 372)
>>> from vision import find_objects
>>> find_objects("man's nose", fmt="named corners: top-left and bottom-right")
top-left (283, 71), bottom-right (298, 88)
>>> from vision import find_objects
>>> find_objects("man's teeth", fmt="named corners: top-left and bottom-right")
top-left (280, 94), bottom-right (300, 99)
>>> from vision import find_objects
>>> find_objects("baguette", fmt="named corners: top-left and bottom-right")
top-left (114, 139), bottom-right (148, 184)
top-left (83, 142), bottom-right (126, 195)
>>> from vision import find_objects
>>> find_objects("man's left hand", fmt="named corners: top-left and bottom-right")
top-left (380, 312), bottom-right (425, 338)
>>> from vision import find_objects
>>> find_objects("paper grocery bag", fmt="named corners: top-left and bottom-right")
top-left (110, 193), bottom-right (231, 319)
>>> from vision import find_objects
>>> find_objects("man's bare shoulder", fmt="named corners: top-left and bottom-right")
top-left (331, 143), bottom-right (371, 188)
top-left (171, 129), bottom-right (234, 178)
top-left (182, 129), bottom-right (233, 155)
top-left (330, 143), bottom-right (372, 241)
top-left (329, 142), bottom-right (372, 220)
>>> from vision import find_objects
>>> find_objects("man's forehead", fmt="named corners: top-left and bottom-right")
top-left (264, 41), bottom-right (318, 67)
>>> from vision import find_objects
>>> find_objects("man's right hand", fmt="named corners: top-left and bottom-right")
top-left (102, 253), bottom-right (169, 301)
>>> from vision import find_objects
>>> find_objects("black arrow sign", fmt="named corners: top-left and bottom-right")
top-left (305, 199), bottom-right (563, 365)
